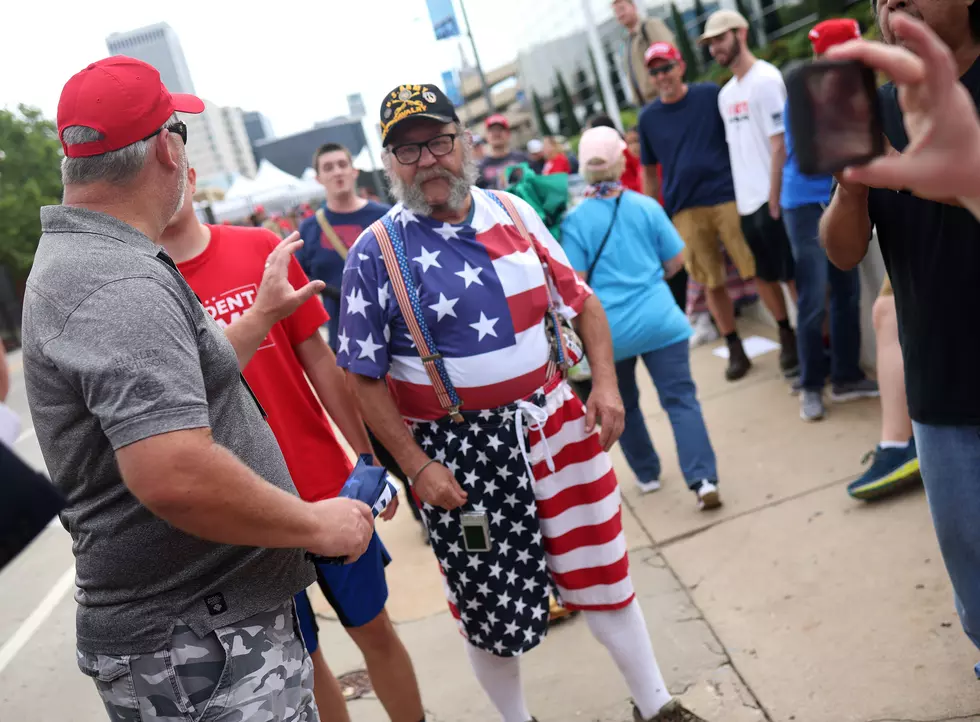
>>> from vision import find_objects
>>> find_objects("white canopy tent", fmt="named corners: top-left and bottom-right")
top-left (199, 160), bottom-right (323, 223)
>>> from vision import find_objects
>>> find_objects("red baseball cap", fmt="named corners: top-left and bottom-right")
top-left (58, 56), bottom-right (204, 158)
top-left (485, 114), bottom-right (510, 130)
top-left (808, 18), bottom-right (861, 55)
top-left (644, 42), bottom-right (682, 67)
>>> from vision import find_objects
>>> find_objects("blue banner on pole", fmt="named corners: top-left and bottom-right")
top-left (442, 70), bottom-right (463, 106)
top-left (426, 0), bottom-right (461, 40)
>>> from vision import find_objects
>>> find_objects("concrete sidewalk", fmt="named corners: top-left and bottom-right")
top-left (310, 320), bottom-right (980, 722)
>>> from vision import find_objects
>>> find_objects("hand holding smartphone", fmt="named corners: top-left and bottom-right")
top-left (786, 59), bottom-right (885, 176)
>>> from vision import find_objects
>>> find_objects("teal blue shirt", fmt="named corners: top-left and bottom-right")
top-left (562, 191), bottom-right (691, 361)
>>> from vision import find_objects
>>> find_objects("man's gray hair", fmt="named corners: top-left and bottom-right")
top-left (61, 114), bottom-right (178, 186)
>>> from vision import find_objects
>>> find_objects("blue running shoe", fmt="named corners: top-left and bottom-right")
top-left (847, 437), bottom-right (921, 500)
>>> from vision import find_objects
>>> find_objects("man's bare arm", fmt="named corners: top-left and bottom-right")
top-left (820, 181), bottom-right (872, 270)
top-left (347, 376), bottom-right (430, 476)
top-left (768, 133), bottom-right (786, 218)
top-left (573, 295), bottom-right (625, 450)
top-left (348, 374), bottom-right (467, 509)
top-left (643, 165), bottom-right (660, 201)
top-left (224, 308), bottom-right (276, 370)
top-left (663, 251), bottom-right (685, 279)
top-left (224, 236), bottom-right (325, 369)
top-left (115, 428), bottom-right (373, 558)
top-left (295, 332), bottom-right (373, 457)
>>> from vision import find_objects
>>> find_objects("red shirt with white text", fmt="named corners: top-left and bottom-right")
top-left (176, 225), bottom-right (352, 500)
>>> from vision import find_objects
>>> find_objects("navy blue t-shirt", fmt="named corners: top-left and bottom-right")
top-left (297, 200), bottom-right (390, 339)
top-left (638, 82), bottom-right (736, 217)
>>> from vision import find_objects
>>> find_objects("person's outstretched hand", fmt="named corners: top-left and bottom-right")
top-left (830, 13), bottom-right (980, 200)
top-left (253, 233), bottom-right (326, 324)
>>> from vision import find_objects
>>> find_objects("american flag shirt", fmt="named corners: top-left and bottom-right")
top-left (335, 189), bottom-right (592, 419)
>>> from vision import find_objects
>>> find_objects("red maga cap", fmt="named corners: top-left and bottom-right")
top-left (644, 42), bottom-right (682, 66)
top-left (58, 56), bottom-right (204, 158)
top-left (808, 18), bottom-right (861, 55)
top-left (485, 113), bottom-right (510, 130)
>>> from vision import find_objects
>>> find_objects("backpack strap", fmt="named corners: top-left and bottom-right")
top-left (368, 217), bottom-right (464, 422)
top-left (486, 190), bottom-right (566, 376)
top-left (315, 208), bottom-right (349, 260)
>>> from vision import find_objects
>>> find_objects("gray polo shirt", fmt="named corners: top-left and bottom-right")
top-left (22, 206), bottom-right (314, 655)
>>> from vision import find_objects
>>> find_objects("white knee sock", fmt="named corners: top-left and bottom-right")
top-left (584, 599), bottom-right (673, 719)
top-left (464, 641), bottom-right (532, 722)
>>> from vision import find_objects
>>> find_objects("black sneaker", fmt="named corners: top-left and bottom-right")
top-left (725, 337), bottom-right (752, 381)
top-left (778, 326), bottom-right (799, 378)
top-left (634, 700), bottom-right (709, 721)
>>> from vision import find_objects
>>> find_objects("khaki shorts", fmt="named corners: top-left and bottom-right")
top-left (880, 274), bottom-right (893, 297)
top-left (672, 202), bottom-right (757, 288)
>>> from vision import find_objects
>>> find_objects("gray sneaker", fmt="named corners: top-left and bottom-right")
top-left (800, 389), bottom-right (825, 422)
top-left (830, 378), bottom-right (880, 403)
top-left (634, 699), bottom-right (709, 721)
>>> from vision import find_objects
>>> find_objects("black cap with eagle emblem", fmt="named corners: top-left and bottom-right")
top-left (379, 84), bottom-right (459, 146)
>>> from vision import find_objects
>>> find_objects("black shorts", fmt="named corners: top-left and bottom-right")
top-left (739, 203), bottom-right (795, 283)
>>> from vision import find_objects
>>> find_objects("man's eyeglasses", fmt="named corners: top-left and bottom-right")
top-left (648, 62), bottom-right (677, 76)
top-left (144, 120), bottom-right (188, 145)
top-left (390, 133), bottom-right (459, 165)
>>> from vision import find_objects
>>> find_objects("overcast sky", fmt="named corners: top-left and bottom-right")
top-left (1, 0), bottom-right (536, 138)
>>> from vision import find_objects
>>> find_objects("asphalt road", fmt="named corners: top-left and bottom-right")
top-left (0, 350), bottom-right (106, 721)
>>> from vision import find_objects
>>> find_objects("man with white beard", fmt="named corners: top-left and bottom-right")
top-left (336, 83), bottom-right (711, 722)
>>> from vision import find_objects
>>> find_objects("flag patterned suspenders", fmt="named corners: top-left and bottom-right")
top-left (370, 215), bottom-right (465, 423)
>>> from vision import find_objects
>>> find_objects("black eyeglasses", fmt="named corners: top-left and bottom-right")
top-left (390, 133), bottom-right (459, 165)
top-left (648, 62), bottom-right (677, 76)
top-left (144, 120), bottom-right (188, 145)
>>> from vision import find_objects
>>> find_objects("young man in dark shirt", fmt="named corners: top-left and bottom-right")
top-left (297, 143), bottom-right (390, 353)
top-left (821, 0), bottom-right (980, 653)
top-left (639, 42), bottom-right (758, 381)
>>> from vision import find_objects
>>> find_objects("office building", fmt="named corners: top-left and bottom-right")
top-left (106, 23), bottom-right (256, 190)
top-left (243, 111), bottom-right (275, 149)
top-left (106, 22), bottom-right (195, 94)
top-left (183, 102), bottom-right (257, 190)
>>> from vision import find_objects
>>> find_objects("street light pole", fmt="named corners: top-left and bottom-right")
top-left (581, 0), bottom-right (623, 133)
top-left (458, 0), bottom-right (495, 115)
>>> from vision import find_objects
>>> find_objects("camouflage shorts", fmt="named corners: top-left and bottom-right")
top-left (77, 600), bottom-right (318, 722)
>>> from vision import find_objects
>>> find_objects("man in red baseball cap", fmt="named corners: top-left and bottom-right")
top-left (638, 41), bottom-right (760, 382)
top-left (23, 56), bottom-right (366, 722)
top-left (477, 112), bottom-right (529, 189)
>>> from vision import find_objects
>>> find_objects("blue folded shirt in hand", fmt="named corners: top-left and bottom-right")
top-left (312, 455), bottom-right (398, 566)
top-left (338, 454), bottom-right (398, 518)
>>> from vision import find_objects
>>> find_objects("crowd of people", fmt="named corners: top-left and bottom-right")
top-left (5, 0), bottom-right (980, 720)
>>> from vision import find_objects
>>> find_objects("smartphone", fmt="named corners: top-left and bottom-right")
top-left (461, 512), bottom-right (492, 553)
top-left (786, 59), bottom-right (885, 176)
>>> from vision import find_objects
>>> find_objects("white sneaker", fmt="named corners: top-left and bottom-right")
top-left (696, 480), bottom-right (722, 510)
top-left (689, 313), bottom-right (719, 348)
top-left (636, 479), bottom-right (662, 494)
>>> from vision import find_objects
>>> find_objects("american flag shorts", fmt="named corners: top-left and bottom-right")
top-left (410, 376), bottom-right (633, 657)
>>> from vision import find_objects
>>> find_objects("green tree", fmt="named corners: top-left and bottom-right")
top-left (760, 0), bottom-right (782, 39)
top-left (0, 106), bottom-right (63, 281)
top-left (555, 71), bottom-right (582, 137)
top-left (587, 49), bottom-right (611, 116)
top-left (669, 3), bottom-right (700, 79)
top-left (694, 0), bottom-right (713, 67)
top-left (531, 90), bottom-right (554, 136)
top-left (817, 0), bottom-right (847, 18)
top-left (736, 0), bottom-right (759, 48)
top-left (574, 67), bottom-right (596, 118)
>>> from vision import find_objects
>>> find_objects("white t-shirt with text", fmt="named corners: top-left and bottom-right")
top-left (718, 60), bottom-right (787, 215)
